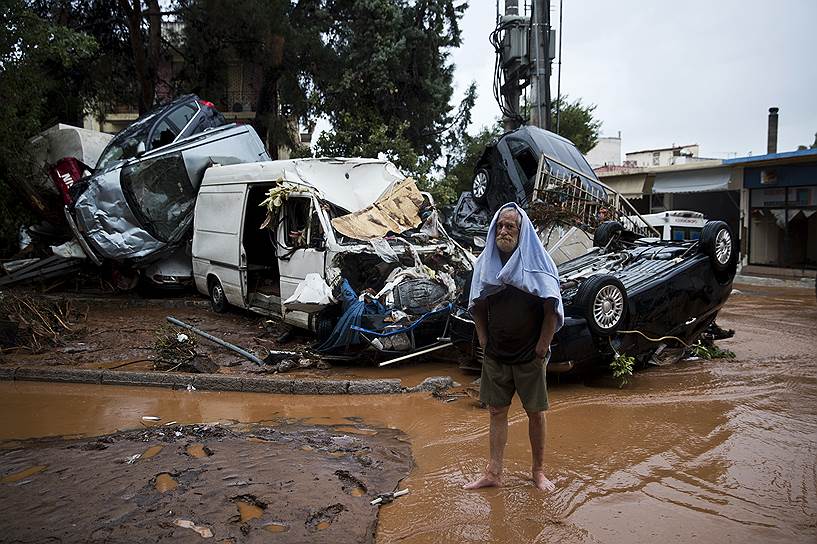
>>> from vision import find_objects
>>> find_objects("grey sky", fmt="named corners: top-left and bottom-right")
top-left (451, 0), bottom-right (817, 158)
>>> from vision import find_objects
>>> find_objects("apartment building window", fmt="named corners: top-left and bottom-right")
top-left (652, 152), bottom-right (660, 166)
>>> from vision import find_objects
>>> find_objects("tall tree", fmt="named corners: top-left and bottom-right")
top-left (117, 0), bottom-right (162, 114)
top-left (552, 96), bottom-right (601, 154)
top-left (177, 0), bottom-right (332, 156)
top-left (0, 0), bottom-right (98, 254)
top-left (314, 0), bottom-right (471, 179)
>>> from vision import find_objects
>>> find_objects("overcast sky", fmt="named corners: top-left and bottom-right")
top-left (450, 0), bottom-right (817, 158)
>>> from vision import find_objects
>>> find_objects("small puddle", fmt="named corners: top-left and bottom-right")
top-left (300, 445), bottom-right (314, 452)
top-left (236, 500), bottom-right (264, 522)
top-left (1, 465), bottom-right (47, 483)
top-left (316, 521), bottom-right (331, 531)
top-left (186, 443), bottom-right (211, 458)
top-left (350, 486), bottom-right (366, 497)
top-left (154, 473), bottom-right (177, 493)
top-left (263, 522), bottom-right (289, 533)
top-left (141, 445), bottom-right (163, 459)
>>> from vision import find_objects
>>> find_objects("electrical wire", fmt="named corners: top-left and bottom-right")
top-left (490, 18), bottom-right (527, 125)
top-left (616, 329), bottom-right (690, 347)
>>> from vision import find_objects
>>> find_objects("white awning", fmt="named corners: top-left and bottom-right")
top-left (601, 174), bottom-right (653, 198)
top-left (652, 168), bottom-right (732, 194)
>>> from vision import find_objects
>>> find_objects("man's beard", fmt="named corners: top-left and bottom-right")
top-left (496, 236), bottom-right (517, 254)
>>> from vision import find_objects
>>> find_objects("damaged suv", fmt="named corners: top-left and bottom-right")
top-left (192, 158), bottom-right (473, 359)
top-left (65, 122), bottom-right (269, 277)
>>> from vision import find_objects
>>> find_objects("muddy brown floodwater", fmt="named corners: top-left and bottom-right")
top-left (0, 284), bottom-right (816, 543)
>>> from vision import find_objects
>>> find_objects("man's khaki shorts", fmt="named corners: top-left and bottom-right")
top-left (479, 353), bottom-right (549, 412)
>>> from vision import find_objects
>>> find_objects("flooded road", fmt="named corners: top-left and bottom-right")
top-left (1, 286), bottom-right (815, 543)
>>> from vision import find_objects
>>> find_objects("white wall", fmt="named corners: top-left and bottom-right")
top-left (586, 137), bottom-right (622, 167)
top-left (626, 145), bottom-right (700, 167)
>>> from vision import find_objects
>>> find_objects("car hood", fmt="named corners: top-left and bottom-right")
top-left (73, 168), bottom-right (164, 260)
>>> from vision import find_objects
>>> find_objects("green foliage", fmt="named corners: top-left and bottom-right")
top-left (422, 119), bottom-right (502, 205)
top-left (0, 0), bottom-right (99, 256)
top-left (551, 96), bottom-right (602, 154)
top-left (312, 0), bottom-right (471, 180)
top-left (686, 341), bottom-right (736, 360)
top-left (610, 352), bottom-right (635, 388)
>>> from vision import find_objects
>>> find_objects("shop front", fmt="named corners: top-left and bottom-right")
top-left (729, 150), bottom-right (817, 274)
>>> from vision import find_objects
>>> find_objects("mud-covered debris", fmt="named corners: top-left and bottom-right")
top-left (305, 503), bottom-right (345, 532)
top-left (405, 376), bottom-right (458, 393)
top-left (174, 519), bottom-right (213, 538)
top-left (0, 293), bottom-right (80, 350)
top-left (370, 488), bottom-right (409, 506)
top-left (152, 325), bottom-right (199, 371)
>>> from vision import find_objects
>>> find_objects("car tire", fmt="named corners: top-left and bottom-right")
top-left (472, 168), bottom-right (490, 204)
top-left (209, 278), bottom-right (228, 313)
top-left (594, 221), bottom-right (624, 248)
top-left (315, 310), bottom-right (338, 342)
top-left (575, 274), bottom-right (627, 336)
top-left (699, 221), bottom-right (735, 272)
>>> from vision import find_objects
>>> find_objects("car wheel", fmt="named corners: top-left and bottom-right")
top-left (575, 274), bottom-right (627, 336)
top-left (699, 221), bottom-right (735, 272)
top-left (472, 168), bottom-right (490, 204)
top-left (594, 221), bottom-right (624, 248)
top-left (209, 278), bottom-right (228, 313)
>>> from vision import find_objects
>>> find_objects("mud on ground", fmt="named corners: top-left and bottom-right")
top-left (0, 420), bottom-right (412, 543)
top-left (0, 288), bottom-right (338, 375)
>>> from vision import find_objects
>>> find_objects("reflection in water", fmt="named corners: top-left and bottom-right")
top-left (0, 291), bottom-right (814, 543)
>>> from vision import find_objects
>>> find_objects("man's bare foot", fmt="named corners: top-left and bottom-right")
top-left (463, 472), bottom-right (502, 490)
top-left (532, 471), bottom-right (556, 492)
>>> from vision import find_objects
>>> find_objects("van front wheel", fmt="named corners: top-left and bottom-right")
top-left (209, 279), bottom-right (228, 313)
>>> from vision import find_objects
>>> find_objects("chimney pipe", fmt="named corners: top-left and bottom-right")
top-left (767, 107), bottom-right (779, 155)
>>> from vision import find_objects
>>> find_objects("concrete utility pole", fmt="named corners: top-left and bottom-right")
top-left (529, 0), bottom-right (553, 130)
top-left (501, 0), bottom-right (523, 131)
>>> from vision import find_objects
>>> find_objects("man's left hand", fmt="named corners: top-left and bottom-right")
top-left (535, 340), bottom-right (550, 360)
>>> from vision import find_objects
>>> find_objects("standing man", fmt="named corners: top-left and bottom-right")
top-left (464, 203), bottom-right (563, 492)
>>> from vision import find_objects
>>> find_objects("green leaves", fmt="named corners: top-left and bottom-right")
top-left (610, 351), bottom-right (635, 388)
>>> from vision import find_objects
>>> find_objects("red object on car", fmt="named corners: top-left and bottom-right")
top-left (49, 157), bottom-right (85, 205)
top-left (198, 99), bottom-right (216, 109)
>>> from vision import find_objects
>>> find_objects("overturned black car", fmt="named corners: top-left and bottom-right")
top-left (451, 219), bottom-right (738, 374)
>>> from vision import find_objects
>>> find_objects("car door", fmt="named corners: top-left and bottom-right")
top-left (276, 194), bottom-right (329, 312)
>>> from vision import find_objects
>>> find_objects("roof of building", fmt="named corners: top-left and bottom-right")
top-left (625, 144), bottom-right (698, 155)
top-left (723, 147), bottom-right (817, 166)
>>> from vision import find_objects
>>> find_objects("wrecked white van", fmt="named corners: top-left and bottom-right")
top-left (192, 158), bottom-right (473, 357)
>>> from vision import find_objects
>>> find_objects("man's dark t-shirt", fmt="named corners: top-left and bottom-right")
top-left (485, 286), bottom-right (545, 364)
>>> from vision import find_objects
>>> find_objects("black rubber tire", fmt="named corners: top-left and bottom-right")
top-left (209, 278), bottom-right (228, 313)
top-left (574, 274), bottom-right (628, 336)
top-left (699, 221), bottom-right (735, 272)
top-left (472, 168), bottom-right (490, 204)
top-left (594, 221), bottom-right (624, 248)
top-left (315, 311), bottom-right (338, 342)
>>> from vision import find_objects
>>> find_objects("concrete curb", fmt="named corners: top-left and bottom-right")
top-left (41, 295), bottom-right (210, 309)
top-left (0, 366), bottom-right (407, 395)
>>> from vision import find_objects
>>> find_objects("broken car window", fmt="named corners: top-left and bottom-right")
top-left (120, 152), bottom-right (195, 242)
top-left (95, 122), bottom-right (152, 170)
top-left (165, 104), bottom-right (197, 134)
top-left (149, 119), bottom-right (179, 150)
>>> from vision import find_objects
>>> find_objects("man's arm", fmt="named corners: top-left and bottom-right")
top-left (535, 299), bottom-right (558, 359)
top-left (472, 299), bottom-right (488, 348)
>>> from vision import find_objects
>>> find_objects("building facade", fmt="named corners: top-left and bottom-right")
top-left (726, 149), bottom-right (817, 277)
